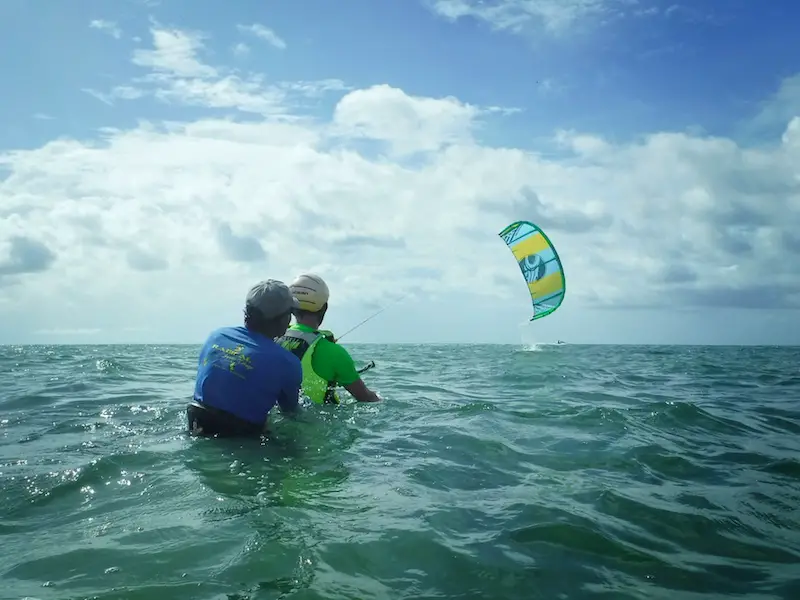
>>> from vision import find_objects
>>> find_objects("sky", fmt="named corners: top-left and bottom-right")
top-left (1, 0), bottom-right (800, 346)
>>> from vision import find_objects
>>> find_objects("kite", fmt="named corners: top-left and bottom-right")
top-left (499, 220), bottom-right (566, 321)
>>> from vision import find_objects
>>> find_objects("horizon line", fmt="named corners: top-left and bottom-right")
top-left (1, 341), bottom-right (798, 348)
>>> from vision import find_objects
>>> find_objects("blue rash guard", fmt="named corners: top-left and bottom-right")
top-left (193, 326), bottom-right (302, 426)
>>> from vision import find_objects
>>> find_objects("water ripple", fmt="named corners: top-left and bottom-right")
top-left (1, 343), bottom-right (799, 599)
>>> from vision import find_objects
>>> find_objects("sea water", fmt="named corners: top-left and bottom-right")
top-left (1, 343), bottom-right (799, 599)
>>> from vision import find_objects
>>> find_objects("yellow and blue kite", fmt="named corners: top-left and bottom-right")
top-left (499, 220), bottom-right (566, 321)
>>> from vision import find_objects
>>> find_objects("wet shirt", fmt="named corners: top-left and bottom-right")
top-left (290, 324), bottom-right (361, 386)
top-left (193, 326), bottom-right (302, 424)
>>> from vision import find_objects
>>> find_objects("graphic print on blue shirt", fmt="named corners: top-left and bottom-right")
top-left (205, 342), bottom-right (255, 378)
top-left (194, 326), bottom-right (302, 425)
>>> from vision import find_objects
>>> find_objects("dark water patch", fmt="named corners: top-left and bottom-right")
top-left (752, 409), bottom-right (800, 436)
top-left (644, 400), bottom-right (761, 438)
top-left (408, 460), bottom-right (519, 492)
top-left (623, 443), bottom-right (723, 483)
top-left (322, 529), bottom-right (554, 600)
top-left (594, 489), bottom-right (800, 565)
top-left (760, 458), bottom-right (800, 480)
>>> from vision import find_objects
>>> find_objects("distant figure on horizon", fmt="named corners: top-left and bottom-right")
top-left (275, 273), bottom-right (381, 404)
top-left (188, 279), bottom-right (303, 437)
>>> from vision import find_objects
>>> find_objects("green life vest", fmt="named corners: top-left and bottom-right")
top-left (275, 328), bottom-right (340, 405)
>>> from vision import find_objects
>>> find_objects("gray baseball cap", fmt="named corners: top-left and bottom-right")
top-left (245, 279), bottom-right (300, 319)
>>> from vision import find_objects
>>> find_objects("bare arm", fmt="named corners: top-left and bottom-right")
top-left (329, 342), bottom-right (380, 402)
top-left (344, 378), bottom-right (381, 402)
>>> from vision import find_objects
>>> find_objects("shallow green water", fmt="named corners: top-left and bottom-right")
top-left (1, 343), bottom-right (799, 599)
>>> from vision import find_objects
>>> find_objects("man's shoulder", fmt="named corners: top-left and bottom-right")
top-left (209, 327), bottom-right (287, 359)
top-left (248, 339), bottom-right (301, 380)
top-left (205, 325), bottom-right (245, 340)
top-left (201, 325), bottom-right (238, 348)
top-left (273, 342), bottom-right (302, 383)
top-left (260, 337), bottom-right (302, 366)
top-left (322, 336), bottom-right (351, 355)
top-left (317, 336), bottom-right (355, 366)
top-left (278, 343), bottom-right (302, 365)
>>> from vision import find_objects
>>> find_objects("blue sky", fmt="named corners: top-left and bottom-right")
top-left (1, 0), bottom-right (799, 345)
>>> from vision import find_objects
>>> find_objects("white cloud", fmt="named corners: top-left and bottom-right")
top-left (132, 26), bottom-right (217, 78)
top-left (89, 19), bottom-right (122, 39)
top-left (82, 85), bottom-right (145, 105)
top-left (237, 23), bottom-right (287, 50)
top-left (425, 0), bottom-right (624, 34)
top-left (1, 24), bottom-right (799, 343)
top-left (425, 1), bottom-right (719, 38)
top-left (232, 42), bottom-right (250, 58)
top-left (84, 26), bottom-right (343, 117)
top-left (330, 84), bottom-right (481, 156)
top-left (751, 74), bottom-right (800, 135)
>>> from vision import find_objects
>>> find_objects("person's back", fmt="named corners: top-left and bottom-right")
top-left (189, 279), bottom-right (303, 437)
top-left (275, 273), bottom-right (381, 404)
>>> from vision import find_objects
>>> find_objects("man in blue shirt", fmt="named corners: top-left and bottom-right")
top-left (188, 279), bottom-right (303, 437)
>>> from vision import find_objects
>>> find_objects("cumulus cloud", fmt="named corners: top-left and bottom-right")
top-left (1, 22), bottom-right (799, 342)
top-left (0, 237), bottom-right (56, 279)
top-left (331, 84), bottom-right (481, 156)
top-left (751, 74), bottom-right (800, 137)
top-left (216, 223), bottom-right (268, 263)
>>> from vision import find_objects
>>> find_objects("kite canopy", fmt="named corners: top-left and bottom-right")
top-left (499, 220), bottom-right (566, 321)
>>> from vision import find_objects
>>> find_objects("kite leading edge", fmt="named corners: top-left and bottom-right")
top-left (498, 220), bottom-right (566, 321)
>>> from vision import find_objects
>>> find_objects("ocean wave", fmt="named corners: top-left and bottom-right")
top-left (1, 343), bottom-right (799, 599)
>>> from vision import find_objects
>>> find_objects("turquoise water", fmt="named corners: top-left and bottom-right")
top-left (1, 343), bottom-right (799, 600)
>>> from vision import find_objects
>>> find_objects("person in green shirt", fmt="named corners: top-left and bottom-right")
top-left (274, 273), bottom-right (381, 404)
